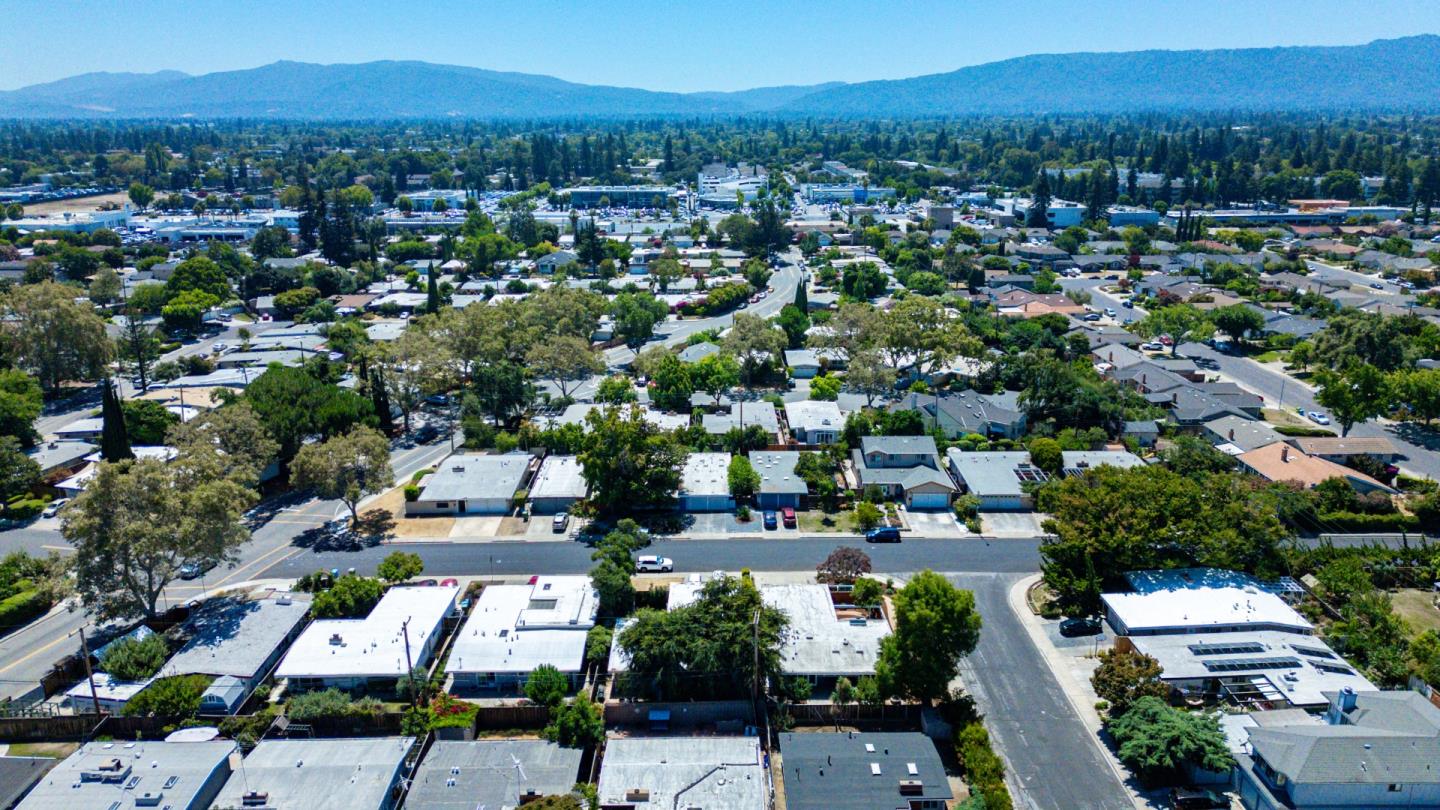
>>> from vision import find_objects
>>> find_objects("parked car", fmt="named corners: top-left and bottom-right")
top-left (635, 555), bottom-right (674, 573)
top-left (1307, 411), bottom-right (1331, 425)
top-left (1170, 787), bottom-right (1228, 809)
top-left (552, 513), bottom-right (570, 533)
top-left (211, 342), bottom-right (230, 353)
top-left (1122, 299), bottom-right (1134, 308)
top-left (781, 507), bottom-right (797, 528)
top-left (1082, 312), bottom-right (1102, 321)
top-left (1194, 357), bottom-right (1219, 370)
top-left (865, 527), bottom-right (901, 543)
top-left (42, 498), bottom-right (68, 519)
top-left (1059, 616), bottom-right (1102, 637)
top-left (763, 511), bottom-right (778, 530)
top-left (178, 561), bottom-right (210, 580)
top-left (1140, 341), bottom-right (1164, 352)
top-left (1104, 307), bottom-right (1117, 318)
top-left (413, 424), bottom-right (442, 444)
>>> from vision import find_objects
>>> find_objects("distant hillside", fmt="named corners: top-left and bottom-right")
top-left (780, 35), bottom-right (1440, 115)
top-left (2, 36), bottom-right (1439, 119)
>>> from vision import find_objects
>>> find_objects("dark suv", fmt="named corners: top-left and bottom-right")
top-left (1170, 787), bottom-right (1228, 809)
top-left (865, 527), bottom-right (901, 543)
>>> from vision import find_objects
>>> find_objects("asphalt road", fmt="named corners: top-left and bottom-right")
top-left (1179, 341), bottom-right (1440, 480)
top-left (1301, 257), bottom-right (1413, 299)
top-left (953, 573), bottom-right (1133, 810)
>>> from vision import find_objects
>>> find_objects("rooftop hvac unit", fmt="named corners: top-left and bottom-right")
top-left (898, 779), bottom-right (924, 795)
top-left (626, 789), bottom-right (651, 802)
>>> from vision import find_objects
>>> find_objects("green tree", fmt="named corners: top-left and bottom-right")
top-left (291, 426), bottom-right (394, 526)
top-left (727, 454), bottom-right (761, 499)
top-left (164, 256), bottom-right (231, 301)
top-left (544, 695), bottom-right (604, 747)
top-left (99, 632), bottom-right (171, 681)
top-left (121, 399), bottom-right (178, 445)
top-left (165, 402), bottom-right (278, 488)
top-left (99, 378), bottom-right (134, 462)
top-left (1392, 368), bottom-right (1440, 424)
top-left (1, 282), bottom-right (113, 393)
top-left (0, 437), bottom-right (41, 501)
top-left (854, 501), bottom-right (882, 530)
top-left (692, 352), bottom-right (741, 408)
top-left (648, 351), bottom-right (695, 412)
top-left (874, 570), bottom-right (982, 704)
top-left (62, 455), bottom-right (256, 621)
top-left (0, 369), bottom-right (43, 447)
top-left (162, 289), bottom-right (221, 332)
top-left (1090, 649), bottom-right (1171, 717)
top-left (723, 313), bottom-right (785, 386)
top-left (123, 675), bottom-right (210, 718)
top-left (845, 351), bottom-right (897, 407)
top-left (1327, 591), bottom-right (1412, 686)
top-left (376, 551), bottom-right (424, 584)
top-left (525, 663), bottom-right (570, 708)
top-left (310, 574), bottom-right (385, 619)
top-left (528, 335), bottom-right (604, 401)
top-left (243, 365), bottom-right (375, 472)
top-left (1210, 304), bottom-right (1266, 345)
top-left (776, 304), bottom-right (811, 349)
top-left (809, 375), bottom-right (841, 401)
top-left (595, 375), bottom-right (638, 404)
top-left (585, 625), bottom-right (614, 668)
top-left (1027, 436), bottom-right (1063, 477)
top-left (89, 266), bottom-right (122, 305)
top-left (1108, 697), bottom-right (1234, 786)
top-left (1315, 363), bottom-right (1391, 436)
top-left (127, 182), bottom-right (155, 211)
top-left (579, 406), bottom-right (685, 513)
top-left (590, 559), bottom-right (635, 618)
top-left (610, 291), bottom-right (669, 348)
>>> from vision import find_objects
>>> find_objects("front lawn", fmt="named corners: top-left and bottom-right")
top-left (1392, 589), bottom-right (1440, 638)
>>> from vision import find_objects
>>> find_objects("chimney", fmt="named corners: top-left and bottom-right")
top-left (1228, 428), bottom-right (1234, 441)
top-left (1281, 445), bottom-right (1290, 463)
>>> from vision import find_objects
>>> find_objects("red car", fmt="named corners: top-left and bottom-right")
top-left (781, 507), bottom-right (797, 529)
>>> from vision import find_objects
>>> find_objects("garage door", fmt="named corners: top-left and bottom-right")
top-left (909, 492), bottom-right (952, 511)
top-left (980, 495), bottom-right (1025, 511)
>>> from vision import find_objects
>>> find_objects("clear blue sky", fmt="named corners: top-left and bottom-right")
top-left (4, 0), bottom-right (1439, 92)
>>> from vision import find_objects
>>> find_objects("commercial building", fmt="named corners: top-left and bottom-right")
top-left (1237, 689), bottom-right (1440, 809)
top-left (597, 738), bottom-right (766, 810)
top-left (801, 184), bottom-right (897, 204)
top-left (16, 740), bottom-right (236, 810)
top-left (407, 453), bottom-right (534, 515)
top-left (404, 740), bottom-right (582, 810)
top-left (156, 595), bottom-right (310, 714)
top-left (751, 451), bottom-right (809, 510)
top-left (275, 585), bottom-right (458, 691)
top-left (678, 452), bottom-right (734, 512)
top-left (764, 585), bottom-right (890, 684)
top-left (526, 455), bottom-right (588, 515)
top-left (209, 737), bottom-right (414, 810)
top-left (446, 576), bottom-right (597, 690)
top-left (778, 732), bottom-right (953, 810)
top-left (566, 185), bottom-right (678, 209)
top-left (785, 400), bottom-right (845, 445)
top-left (945, 450), bottom-right (1047, 511)
top-left (1103, 569), bottom-right (1313, 637)
top-left (999, 197), bottom-right (1085, 229)
top-left (1107, 206), bottom-right (1161, 227)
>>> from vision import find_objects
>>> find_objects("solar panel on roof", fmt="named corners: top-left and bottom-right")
top-left (1203, 656), bottom-right (1301, 672)
top-left (1188, 642), bottom-right (1266, 656)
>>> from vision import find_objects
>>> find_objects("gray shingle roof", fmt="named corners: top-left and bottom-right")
top-left (778, 732), bottom-right (953, 810)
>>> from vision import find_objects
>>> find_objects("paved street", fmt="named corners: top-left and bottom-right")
top-left (952, 573), bottom-right (1133, 810)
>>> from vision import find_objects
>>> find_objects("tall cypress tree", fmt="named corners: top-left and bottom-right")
top-left (425, 262), bottom-right (440, 314)
top-left (99, 378), bottom-right (134, 462)
top-left (793, 276), bottom-right (808, 313)
top-left (370, 367), bottom-right (395, 434)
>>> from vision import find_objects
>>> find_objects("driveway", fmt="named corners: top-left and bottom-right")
top-left (903, 509), bottom-right (967, 537)
top-left (950, 573), bottom-right (1133, 810)
top-left (982, 512), bottom-right (1049, 538)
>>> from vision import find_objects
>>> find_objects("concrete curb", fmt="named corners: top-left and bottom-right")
top-left (1006, 574), bottom-right (1146, 809)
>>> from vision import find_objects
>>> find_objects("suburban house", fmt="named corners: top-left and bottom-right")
top-left (1060, 449), bottom-right (1146, 477)
top-left (1284, 436), bottom-right (1401, 465)
top-left (702, 401), bottom-right (782, 443)
top-left (888, 389), bottom-right (1027, 439)
top-left (155, 595), bottom-right (310, 714)
top-left (404, 741), bottom-right (582, 810)
top-left (407, 453), bottom-right (535, 515)
top-left (535, 249), bottom-right (578, 273)
top-left (446, 576), bottom-right (598, 691)
top-left (784, 348), bottom-right (846, 378)
top-left (751, 451), bottom-right (809, 510)
top-left (276, 585), bottom-right (458, 691)
top-left (597, 738), bottom-right (766, 810)
top-left (852, 436), bottom-right (956, 509)
top-left (778, 732), bottom-right (953, 810)
top-left (16, 740), bottom-right (237, 810)
top-left (1103, 569), bottom-right (1314, 637)
top-left (526, 455), bottom-right (588, 515)
top-left (1204, 415), bottom-right (1284, 454)
top-left (678, 341), bottom-right (721, 364)
top-left (1123, 419), bottom-right (1160, 448)
top-left (785, 400), bottom-right (845, 444)
top-left (945, 449), bottom-right (1047, 511)
top-left (678, 452), bottom-right (734, 512)
top-left (763, 584), bottom-right (890, 685)
top-left (1237, 442), bottom-right (1396, 494)
top-left (1237, 689), bottom-right (1440, 809)
top-left (208, 738), bottom-right (415, 810)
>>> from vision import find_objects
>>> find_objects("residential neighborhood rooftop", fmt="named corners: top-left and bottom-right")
top-left (276, 585), bottom-right (457, 680)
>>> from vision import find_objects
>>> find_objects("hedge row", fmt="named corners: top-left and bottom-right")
top-left (1318, 511), bottom-right (1421, 532)
top-left (957, 722), bottom-right (1013, 810)
top-left (0, 589), bottom-right (50, 631)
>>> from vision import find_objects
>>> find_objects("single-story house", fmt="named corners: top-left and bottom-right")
top-left (408, 453), bottom-right (535, 515)
top-left (678, 341), bottom-right (721, 364)
top-left (597, 738), bottom-right (766, 810)
top-left (1203, 415), bottom-right (1282, 454)
top-left (527, 455), bottom-right (588, 514)
top-left (16, 741), bottom-right (236, 810)
top-left (1103, 568), bottom-right (1314, 637)
top-left (751, 451), bottom-right (809, 510)
top-left (778, 732), bottom-right (952, 810)
top-left (1123, 419), bottom-right (1160, 448)
top-left (208, 738), bottom-right (414, 810)
top-left (763, 584), bottom-right (890, 684)
top-left (678, 452), bottom-right (734, 512)
top-left (447, 576), bottom-right (597, 690)
top-left (784, 348), bottom-right (846, 378)
top-left (702, 401), bottom-right (782, 443)
top-left (889, 389), bottom-right (1027, 439)
top-left (945, 449), bottom-right (1047, 511)
top-left (1237, 442), bottom-right (1396, 495)
top-left (853, 436), bottom-right (956, 510)
top-left (405, 741), bottom-right (582, 810)
top-left (1284, 436), bottom-right (1400, 464)
top-left (1060, 450), bottom-right (1146, 477)
top-left (156, 595), bottom-right (310, 714)
top-left (785, 400), bottom-right (845, 445)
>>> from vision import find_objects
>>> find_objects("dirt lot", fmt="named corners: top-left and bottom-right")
top-left (21, 191), bottom-right (129, 216)
top-left (1393, 588), bottom-right (1440, 636)
top-left (369, 485), bottom-right (456, 538)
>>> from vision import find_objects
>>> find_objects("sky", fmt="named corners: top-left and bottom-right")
top-left (3, 0), bottom-right (1440, 92)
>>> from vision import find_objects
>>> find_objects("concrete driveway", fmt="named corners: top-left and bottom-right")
top-left (981, 512), bottom-right (1049, 538)
top-left (903, 509), bottom-right (967, 537)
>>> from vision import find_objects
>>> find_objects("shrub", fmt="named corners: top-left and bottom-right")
top-left (544, 695), bottom-right (604, 747)
top-left (403, 484), bottom-right (421, 502)
top-left (100, 632), bottom-right (170, 681)
top-left (585, 625), bottom-right (613, 668)
top-left (525, 664), bottom-right (570, 708)
top-left (310, 575), bottom-right (385, 618)
top-left (851, 577), bottom-right (884, 607)
top-left (956, 722), bottom-right (1013, 810)
top-left (1318, 511), bottom-right (1419, 532)
top-left (854, 502), bottom-right (882, 531)
top-left (286, 688), bottom-right (382, 721)
top-left (426, 693), bottom-right (479, 730)
top-left (0, 588), bottom-right (49, 629)
top-left (123, 675), bottom-right (212, 717)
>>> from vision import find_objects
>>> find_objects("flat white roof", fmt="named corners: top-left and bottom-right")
top-left (764, 585), bottom-right (890, 677)
top-left (528, 455), bottom-right (588, 500)
top-left (276, 585), bottom-right (457, 680)
top-left (18, 741), bottom-right (236, 810)
top-left (447, 577), bottom-right (597, 676)
top-left (209, 737), bottom-right (413, 810)
top-left (1129, 631), bottom-right (1376, 708)
top-left (65, 671), bottom-right (149, 705)
top-left (1105, 569), bottom-right (1313, 635)
top-left (598, 737), bottom-right (766, 810)
top-left (680, 452), bottom-right (732, 497)
top-left (785, 400), bottom-right (844, 432)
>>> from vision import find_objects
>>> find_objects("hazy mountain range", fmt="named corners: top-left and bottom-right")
top-left (3, 35), bottom-right (1440, 119)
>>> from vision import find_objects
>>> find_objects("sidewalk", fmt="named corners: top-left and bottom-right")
top-left (1006, 574), bottom-right (1151, 810)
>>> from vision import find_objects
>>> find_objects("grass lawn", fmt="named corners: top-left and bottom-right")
top-left (1263, 407), bottom-right (1314, 428)
top-left (1252, 350), bottom-right (1284, 364)
top-left (8, 742), bottom-right (78, 758)
top-left (796, 510), bottom-right (858, 533)
top-left (1392, 589), bottom-right (1440, 638)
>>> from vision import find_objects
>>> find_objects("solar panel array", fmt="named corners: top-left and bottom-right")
top-left (1203, 656), bottom-right (1301, 672)
top-left (1187, 641), bottom-right (1266, 656)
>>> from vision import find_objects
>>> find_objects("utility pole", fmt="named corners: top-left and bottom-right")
top-left (76, 627), bottom-right (102, 718)
top-left (400, 619), bottom-right (417, 708)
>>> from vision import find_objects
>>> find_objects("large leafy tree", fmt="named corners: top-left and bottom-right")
top-left (610, 292), bottom-right (669, 349)
top-left (875, 570), bottom-right (982, 704)
top-left (243, 365), bottom-right (375, 473)
top-left (1091, 649), bottom-right (1171, 716)
top-left (1327, 590), bottom-right (1412, 686)
top-left (1037, 465), bottom-right (1290, 614)
top-left (291, 426), bottom-right (394, 526)
top-left (62, 454), bottom-right (256, 621)
top-left (1, 282), bottom-right (113, 393)
top-left (723, 313), bottom-right (785, 386)
top-left (0, 437), bottom-right (41, 501)
top-left (165, 401), bottom-right (278, 487)
top-left (164, 256), bottom-right (231, 302)
top-left (1108, 697), bottom-right (1234, 786)
top-left (0, 369), bottom-right (43, 447)
top-left (1315, 363), bottom-right (1391, 436)
top-left (579, 406), bottom-right (685, 513)
top-left (692, 352), bottom-right (740, 408)
top-left (528, 335), bottom-right (604, 401)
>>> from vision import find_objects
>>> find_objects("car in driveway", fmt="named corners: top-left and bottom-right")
top-left (762, 511), bottom-right (778, 530)
top-left (635, 555), bottom-right (674, 573)
top-left (1059, 616), bottom-right (1103, 637)
top-left (1140, 341), bottom-right (1164, 352)
top-left (1082, 312), bottom-right (1102, 321)
top-left (42, 499), bottom-right (68, 519)
top-left (865, 527), bottom-right (901, 543)
top-left (1169, 787), bottom-right (1228, 809)
top-left (781, 507), bottom-right (796, 528)
top-left (552, 513), bottom-right (570, 533)
top-left (1307, 411), bottom-right (1331, 425)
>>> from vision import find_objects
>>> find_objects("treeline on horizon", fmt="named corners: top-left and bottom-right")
top-left (6, 112), bottom-right (1440, 210)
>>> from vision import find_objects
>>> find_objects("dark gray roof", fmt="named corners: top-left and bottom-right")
top-left (859, 435), bottom-right (939, 457)
top-left (1250, 692), bottom-right (1440, 786)
top-left (0, 757), bottom-right (50, 810)
top-left (405, 740), bottom-right (582, 810)
top-left (778, 732), bottom-right (953, 810)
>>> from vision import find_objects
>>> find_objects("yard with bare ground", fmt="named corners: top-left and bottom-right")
top-left (1393, 588), bottom-right (1440, 636)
